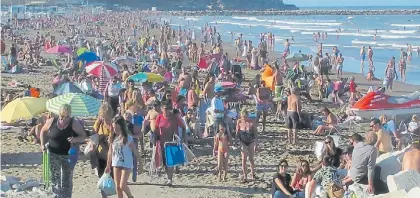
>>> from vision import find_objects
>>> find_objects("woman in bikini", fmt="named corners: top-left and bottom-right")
top-left (236, 109), bottom-right (258, 183)
top-left (213, 124), bottom-right (232, 181)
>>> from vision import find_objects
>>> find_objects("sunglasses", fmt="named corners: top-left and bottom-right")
top-left (280, 164), bottom-right (288, 167)
top-left (369, 124), bottom-right (375, 128)
top-left (325, 141), bottom-right (331, 144)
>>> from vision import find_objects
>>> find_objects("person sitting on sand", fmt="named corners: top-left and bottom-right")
top-left (27, 117), bottom-right (45, 144)
top-left (271, 159), bottom-right (294, 198)
top-left (306, 155), bottom-right (343, 198)
top-left (291, 160), bottom-right (312, 198)
top-left (313, 108), bottom-right (337, 135)
top-left (408, 115), bottom-right (420, 135)
top-left (236, 109), bottom-right (258, 183)
top-left (213, 123), bottom-right (232, 181)
top-left (402, 139), bottom-right (420, 173)
top-left (313, 136), bottom-right (344, 173)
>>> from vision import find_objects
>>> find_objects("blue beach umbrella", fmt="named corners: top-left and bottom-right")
top-left (46, 93), bottom-right (101, 116)
top-left (54, 82), bottom-right (84, 95)
top-left (77, 51), bottom-right (100, 64)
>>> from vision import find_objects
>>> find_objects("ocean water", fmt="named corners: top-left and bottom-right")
top-left (164, 14), bottom-right (420, 85)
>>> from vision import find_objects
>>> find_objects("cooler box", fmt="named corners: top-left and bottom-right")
top-left (164, 142), bottom-right (186, 167)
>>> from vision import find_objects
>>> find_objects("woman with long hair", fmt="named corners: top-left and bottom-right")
top-left (91, 102), bottom-right (114, 197)
top-left (105, 116), bottom-right (141, 198)
top-left (40, 104), bottom-right (86, 197)
top-left (236, 108), bottom-right (258, 183)
top-left (291, 160), bottom-right (312, 198)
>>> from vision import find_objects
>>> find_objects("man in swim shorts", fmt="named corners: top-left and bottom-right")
top-left (256, 81), bottom-right (272, 133)
top-left (286, 87), bottom-right (302, 145)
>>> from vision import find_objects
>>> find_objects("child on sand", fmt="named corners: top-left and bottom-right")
top-left (213, 124), bottom-right (232, 181)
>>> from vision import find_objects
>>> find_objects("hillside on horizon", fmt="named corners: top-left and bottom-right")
top-left (2, 0), bottom-right (298, 11)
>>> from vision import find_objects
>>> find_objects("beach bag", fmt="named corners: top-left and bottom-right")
top-left (97, 173), bottom-right (116, 196)
top-left (164, 142), bottom-right (186, 167)
top-left (327, 183), bottom-right (345, 198)
top-left (314, 141), bottom-right (325, 161)
top-left (68, 144), bottom-right (80, 169)
top-left (383, 77), bottom-right (389, 87)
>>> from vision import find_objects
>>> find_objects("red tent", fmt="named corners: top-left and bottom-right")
top-left (198, 53), bottom-right (222, 69)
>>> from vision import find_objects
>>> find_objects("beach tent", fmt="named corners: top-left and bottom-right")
top-left (261, 64), bottom-right (275, 90)
top-left (46, 93), bottom-right (101, 116)
top-left (54, 82), bottom-right (84, 95)
top-left (1, 97), bottom-right (47, 123)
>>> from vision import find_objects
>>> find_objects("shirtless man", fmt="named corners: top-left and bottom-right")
top-left (178, 67), bottom-right (192, 96)
top-left (286, 87), bottom-right (302, 145)
top-left (256, 81), bottom-right (271, 133)
top-left (402, 140), bottom-right (420, 172)
top-left (203, 75), bottom-right (215, 103)
top-left (143, 101), bottom-right (161, 148)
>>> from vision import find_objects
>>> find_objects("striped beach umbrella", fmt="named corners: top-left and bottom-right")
top-left (46, 93), bottom-right (101, 116)
top-left (85, 61), bottom-right (118, 78)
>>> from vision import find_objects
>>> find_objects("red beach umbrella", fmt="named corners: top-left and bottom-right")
top-left (46, 45), bottom-right (71, 54)
top-left (85, 61), bottom-right (118, 78)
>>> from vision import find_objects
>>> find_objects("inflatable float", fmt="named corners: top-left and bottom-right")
top-left (351, 91), bottom-right (420, 119)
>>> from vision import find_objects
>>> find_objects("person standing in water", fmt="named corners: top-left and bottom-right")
top-left (368, 46), bottom-right (374, 71)
top-left (336, 53), bottom-right (344, 78)
top-left (399, 58), bottom-right (407, 82)
top-left (284, 39), bottom-right (290, 56)
top-left (360, 46), bottom-right (366, 73)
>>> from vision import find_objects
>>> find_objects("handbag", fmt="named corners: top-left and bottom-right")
top-left (327, 183), bottom-right (345, 198)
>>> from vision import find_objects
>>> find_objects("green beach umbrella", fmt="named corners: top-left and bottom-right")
top-left (46, 93), bottom-right (101, 116)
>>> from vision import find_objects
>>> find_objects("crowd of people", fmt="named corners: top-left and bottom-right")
top-left (1, 9), bottom-right (420, 198)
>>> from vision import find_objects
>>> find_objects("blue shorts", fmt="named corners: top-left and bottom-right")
top-left (256, 103), bottom-right (270, 111)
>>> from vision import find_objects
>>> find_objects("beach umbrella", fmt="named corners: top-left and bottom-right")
top-left (54, 82), bottom-right (84, 95)
top-left (46, 45), bottom-right (71, 54)
top-left (76, 47), bottom-right (89, 56)
top-left (77, 51), bottom-right (101, 64)
top-left (1, 97), bottom-right (47, 123)
top-left (46, 93), bottom-right (101, 116)
top-left (128, 72), bottom-right (164, 83)
top-left (286, 53), bottom-right (309, 62)
top-left (113, 56), bottom-right (137, 66)
top-left (86, 61), bottom-right (118, 78)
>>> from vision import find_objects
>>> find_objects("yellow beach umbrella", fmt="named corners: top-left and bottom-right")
top-left (146, 72), bottom-right (164, 83)
top-left (76, 47), bottom-right (88, 56)
top-left (1, 97), bottom-right (47, 123)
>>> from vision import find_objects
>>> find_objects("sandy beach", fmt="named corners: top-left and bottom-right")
top-left (1, 10), bottom-right (420, 198)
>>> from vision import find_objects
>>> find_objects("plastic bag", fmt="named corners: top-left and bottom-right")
top-left (84, 141), bottom-right (94, 155)
top-left (97, 173), bottom-right (116, 196)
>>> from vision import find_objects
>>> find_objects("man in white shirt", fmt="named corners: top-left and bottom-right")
top-left (205, 90), bottom-right (225, 136)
